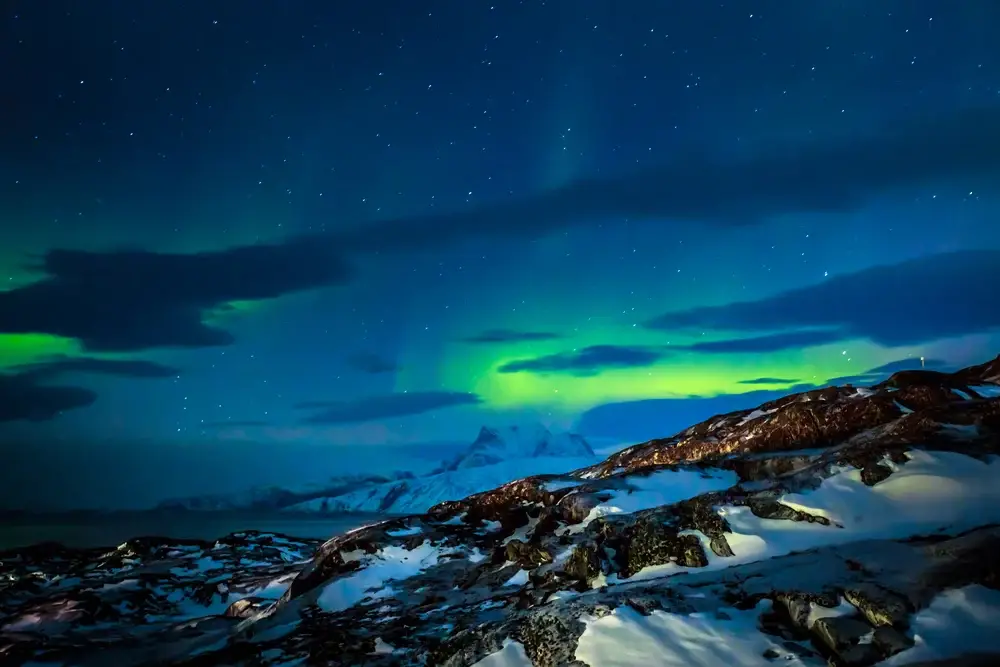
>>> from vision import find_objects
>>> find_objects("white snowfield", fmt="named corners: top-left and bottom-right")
top-left (454, 448), bottom-right (1000, 666)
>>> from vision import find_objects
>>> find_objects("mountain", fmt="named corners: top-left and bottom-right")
top-left (154, 472), bottom-right (413, 512)
top-left (3, 354), bottom-right (1000, 666)
top-left (284, 424), bottom-right (597, 514)
top-left (284, 455), bottom-right (599, 515)
top-left (440, 424), bottom-right (596, 471)
top-left (156, 424), bottom-right (596, 515)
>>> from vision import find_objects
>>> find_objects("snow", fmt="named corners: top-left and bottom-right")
top-left (373, 638), bottom-right (398, 654)
top-left (567, 467), bottom-right (739, 534)
top-left (971, 384), bottom-right (1000, 398)
top-left (471, 638), bottom-right (534, 667)
top-left (738, 407), bottom-right (778, 425)
top-left (503, 569), bottom-right (530, 587)
top-left (446, 424), bottom-right (595, 470)
top-left (574, 601), bottom-right (811, 666)
top-left (317, 540), bottom-right (444, 613)
top-left (542, 479), bottom-right (585, 492)
top-left (882, 585), bottom-right (1000, 665)
top-left (805, 597), bottom-right (856, 629)
top-left (616, 450), bottom-right (1000, 584)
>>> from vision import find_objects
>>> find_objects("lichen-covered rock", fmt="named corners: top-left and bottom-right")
top-left (563, 544), bottom-right (602, 588)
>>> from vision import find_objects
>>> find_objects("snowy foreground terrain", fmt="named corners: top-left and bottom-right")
top-left (158, 424), bottom-right (600, 515)
top-left (3, 357), bottom-right (1000, 665)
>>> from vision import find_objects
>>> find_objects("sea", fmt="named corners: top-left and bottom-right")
top-left (0, 511), bottom-right (389, 551)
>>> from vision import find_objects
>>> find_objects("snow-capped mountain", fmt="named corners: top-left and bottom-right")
top-left (155, 424), bottom-right (598, 515)
top-left (154, 473), bottom-right (414, 512)
top-left (284, 424), bottom-right (599, 514)
top-left (284, 455), bottom-right (598, 515)
top-left (439, 423), bottom-right (595, 471)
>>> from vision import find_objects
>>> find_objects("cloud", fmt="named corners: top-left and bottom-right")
top-left (296, 391), bottom-right (481, 425)
top-left (498, 345), bottom-right (665, 375)
top-left (738, 377), bottom-right (800, 385)
top-left (677, 330), bottom-right (845, 354)
top-left (346, 352), bottom-right (400, 374)
top-left (4, 107), bottom-right (998, 354)
top-left (0, 355), bottom-right (179, 423)
top-left (339, 106), bottom-right (1000, 252)
top-left (0, 239), bottom-right (352, 352)
top-left (12, 356), bottom-right (180, 381)
top-left (645, 250), bottom-right (1000, 346)
top-left (0, 373), bottom-right (96, 423)
top-left (462, 329), bottom-right (563, 344)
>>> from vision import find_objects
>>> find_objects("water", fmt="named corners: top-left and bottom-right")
top-left (0, 511), bottom-right (389, 550)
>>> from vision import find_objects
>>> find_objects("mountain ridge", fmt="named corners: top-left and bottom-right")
top-left (155, 423), bottom-right (596, 514)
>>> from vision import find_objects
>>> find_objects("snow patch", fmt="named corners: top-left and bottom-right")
top-left (575, 601), bottom-right (810, 666)
top-left (971, 384), bottom-right (1000, 398)
top-left (616, 450), bottom-right (1000, 584)
top-left (739, 408), bottom-right (778, 425)
top-left (568, 468), bottom-right (739, 534)
top-left (317, 541), bottom-right (443, 613)
top-left (471, 638), bottom-right (534, 667)
top-left (503, 569), bottom-right (530, 587)
top-left (882, 585), bottom-right (1000, 665)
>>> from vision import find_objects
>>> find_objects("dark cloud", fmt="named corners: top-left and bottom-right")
top-left (645, 250), bottom-right (1000, 346)
top-left (0, 239), bottom-right (351, 352)
top-left (0, 355), bottom-right (179, 423)
top-left (461, 329), bottom-right (563, 344)
top-left (296, 391), bottom-right (481, 425)
top-left (339, 106), bottom-right (1000, 252)
top-left (12, 356), bottom-right (180, 381)
top-left (498, 345), bottom-right (665, 375)
top-left (4, 107), bottom-right (998, 354)
top-left (0, 373), bottom-right (96, 423)
top-left (678, 330), bottom-right (845, 354)
top-left (738, 377), bottom-right (800, 385)
top-left (346, 352), bottom-right (400, 374)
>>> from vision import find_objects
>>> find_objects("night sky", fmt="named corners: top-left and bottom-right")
top-left (2, 1), bottom-right (999, 510)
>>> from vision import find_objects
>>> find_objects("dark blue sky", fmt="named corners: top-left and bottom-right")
top-left (2, 1), bottom-right (999, 509)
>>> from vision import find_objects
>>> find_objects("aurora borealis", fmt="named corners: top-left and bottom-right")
top-left (2, 2), bottom-right (1000, 509)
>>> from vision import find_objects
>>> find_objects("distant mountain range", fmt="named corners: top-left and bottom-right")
top-left (155, 423), bottom-right (598, 514)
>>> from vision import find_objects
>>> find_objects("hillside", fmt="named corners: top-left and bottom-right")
top-left (3, 354), bottom-right (999, 666)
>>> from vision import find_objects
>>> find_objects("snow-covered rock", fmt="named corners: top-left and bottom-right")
top-left (6, 353), bottom-right (1000, 666)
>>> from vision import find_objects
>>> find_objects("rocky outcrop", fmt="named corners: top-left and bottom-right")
top-left (3, 355), bottom-right (1000, 666)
